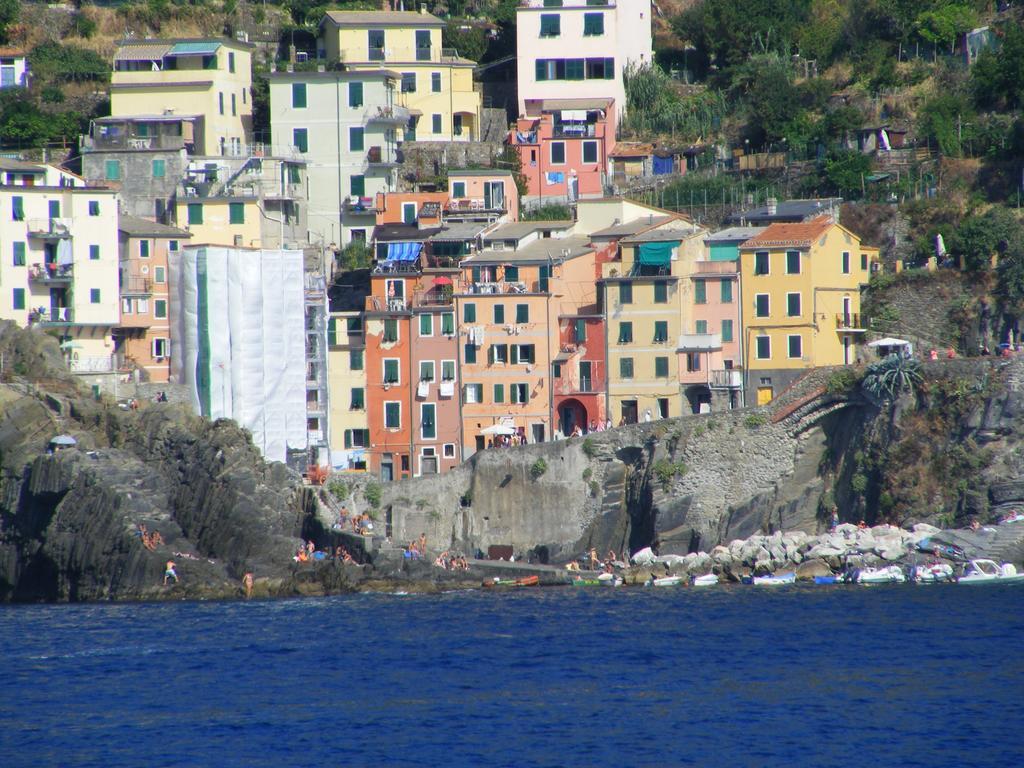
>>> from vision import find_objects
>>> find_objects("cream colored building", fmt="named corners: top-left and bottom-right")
top-left (0, 159), bottom-right (120, 369)
top-left (110, 38), bottom-right (254, 156)
top-left (326, 274), bottom-right (370, 472)
top-left (318, 10), bottom-right (481, 142)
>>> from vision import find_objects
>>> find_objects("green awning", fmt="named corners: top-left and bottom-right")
top-left (638, 241), bottom-right (677, 266)
top-left (168, 42), bottom-right (222, 56)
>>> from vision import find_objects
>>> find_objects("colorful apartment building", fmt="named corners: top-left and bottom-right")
top-left (737, 217), bottom-right (879, 405)
top-left (0, 160), bottom-right (121, 376)
top-left (327, 270), bottom-right (370, 472)
top-left (110, 38), bottom-right (254, 157)
top-left (268, 69), bottom-right (407, 247)
top-left (455, 220), bottom-right (586, 454)
top-left (510, 98), bottom-right (616, 204)
top-left (515, 0), bottom-right (652, 116)
top-left (318, 10), bottom-right (481, 142)
top-left (600, 217), bottom-right (707, 424)
top-left (446, 169), bottom-right (520, 224)
top-left (115, 215), bottom-right (191, 383)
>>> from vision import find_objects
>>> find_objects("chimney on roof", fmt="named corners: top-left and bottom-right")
top-left (767, 197), bottom-right (777, 216)
top-left (419, 2), bottom-right (428, 13)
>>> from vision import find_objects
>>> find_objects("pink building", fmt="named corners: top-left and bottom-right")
top-left (677, 260), bottom-right (743, 412)
top-left (446, 169), bottom-right (519, 223)
top-left (509, 98), bottom-right (615, 205)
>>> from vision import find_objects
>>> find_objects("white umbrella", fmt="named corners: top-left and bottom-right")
top-left (50, 434), bottom-right (77, 446)
top-left (480, 423), bottom-right (517, 435)
top-left (868, 337), bottom-right (910, 347)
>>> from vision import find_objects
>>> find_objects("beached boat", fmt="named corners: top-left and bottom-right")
top-left (647, 575), bottom-right (684, 588)
top-left (692, 573), bottom-right (719, 587)
top-left (483, 575), bottom-right (540, 588)
top-left (571, 577), bottom-right (601, 587)
top-left (752, 572), bottom-right (796, 586)
top-left (911, 563), bottom-right (954, 583)
top-left (958, 559), bottom-right (1024, 584)
top-left (597, 572), bottom-right (623, 587)
top-left (813, 575), bottom-right (838, 585)
top-left (856, 565), bottom-right (906, 584)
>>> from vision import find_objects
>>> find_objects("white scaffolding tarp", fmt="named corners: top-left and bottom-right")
top-left (169, 245), bottom-right (307, 462)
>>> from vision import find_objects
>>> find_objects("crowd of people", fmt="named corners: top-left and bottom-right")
top-left (293, 539), bottom-right (358, 564)
top-left (331, 506), bottom-right (375, 536)
top-left (433, 551), bottom-right (470, 570)
top-left (135, 523), bottom-right (164, 552)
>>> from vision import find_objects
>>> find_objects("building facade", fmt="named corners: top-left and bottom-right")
top-left (515, 0), bottom-right (652, 115)
top-left (0, 48), bottom-right (29, 89)
top-left (738, 217), bottom-right (879, 405)
top-left (0, 160), bottom-right (121, 372)
top-left (269, 69), bottom-right (407, 247)
top-left (116, 215), bottom-right (191, 383)
top-left (318, 10), bottom-right (481, 143)
top-left (110, 38), bottom-right (254, 157)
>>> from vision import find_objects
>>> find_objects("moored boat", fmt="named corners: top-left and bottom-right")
top-left (752, 572), bottom-right (796, 586)
top-left (911, 563), bottom-right (954, 583)
top-left (483, 575), bottom-right (540, 588)
top-left (958, 559), bottom-right (1024, 584)
top-left (597, 572), bottom-right (623, 587)
top-left (692, 573), bottom-right (719, 587)
top-left (856, 565), bottom-right (906, 584)
top-left (813, 575), bottom-right (838, 585)
top-left (647, 575), bottom-right (684, 588)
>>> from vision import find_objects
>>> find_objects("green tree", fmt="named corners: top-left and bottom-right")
top-left (972, 23), bottom-right (1024, 112)
top-left (915, 4), bottom-right (977, 54)
top-left (824, 150), bottom-right (872, 198)
top-left (730, 53), bottom-right (800, 144)
top-left (917, 91), bottom-right (973, 156)
top-left (995, 240), bottom-right (1024, 315)
top-left (443, 22), bottom-right (488, 63)
top-left (952, 208), bottom-right (1024, 272)
top-left (29, 42), bottom-right (110, 83)
top-left (0, 0), bottom-right (18, 43)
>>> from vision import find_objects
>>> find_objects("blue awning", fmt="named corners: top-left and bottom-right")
top-left (168, 42), bottom-right (222, 56)
top-left (386, 242), bottom-right (423, 262)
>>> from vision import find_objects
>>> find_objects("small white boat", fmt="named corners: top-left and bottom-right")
top-left (692, 573), bottom-right (719, 587)
top-left (959, 559), bottom-right (1024, 584)
top-left (648, 575), bottom-right (684, 588)
top-left (857, 565), bottom-right (906, 584)
top-left (753, 572), bottom-right (796, 586)
top-left (597, 572), bottom-right (623, 587)
top-left (912, 563), bottom-right (954, 583)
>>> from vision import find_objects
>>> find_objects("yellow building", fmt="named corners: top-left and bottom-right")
top-left (111, 38), bottom-right (254, 156)
top-left (738, 217), bottom-right (879, 405)
top-left (318, 10), bottom-right (481, 142)
top-left (600, 221), bottom-right (706, 424)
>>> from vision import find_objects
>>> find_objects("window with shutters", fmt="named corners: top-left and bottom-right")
top-left (441, 312), bottom-right (454, 335)
top-left (573, 318), bottom-right (586, 343)
top-left (842, 251), bottom-right (850, 274)
top-left (350, 175), bottom-right (365, 197)
top-left (516, 304), bottom-right (529, 323)
top-left (655, 356), bottom-right (669, 378)
top-left (464, 383), bottom-right (482, 403)
top-left (350, 388), bottom-right (364, 409)
top-left (442, 360), bottom-right (455, 381)
top-left (756, 335), bottom-right (771, 359)
top-left (653, 321), bottom-right (668, 343)
top-left (583, 12), bottom-right (604, 35)
top-left (550, 142), bottom-right (565, 164)
top-left (349, 82), bottom-right (363, 107)
top-left (12, 241), bottom-right (25, 266)
top-left (419, 313), bottom-right (433, 336)
top-left (721, 279), bottom-right (733, 303)
top-left (695, 320), bottom-right (708, 335)
top-left (786, 250), bottom-right (800, 274)
top-left (89, 200), bottom-right (100, 215)
top-left (788, 334), bottom-right (803, 359)
top-left (755, 294), bottom-right (770, 317)
top-left (754, 251), bottom-right (769, 275)
top-left (384, 401), bottom-right (401, 429)
top-left (620, 358), bottom-right (634, 378)
top-left (493, 304), bottom-right (505, 324)
top-left (105, 160), bottom-right (121, 181)
top-left (187, 203), bottom-right (203, 224)
top-left (152, 160), bottom-right (165, 179)
top-left (619, 282), bottom-right (632, 304)
top-left (618, 322), bottom-right (632, 343)
top-left (432, 113), bottom-right (442, 134)
top-left (383, 358), bottom-right (400, 384)
top-left (89, 245), bottom-right (100, 260)
top-left (582, 141), bottom-right (598, 163)
top-left (511, 383), bottom-right (529, 403)
top-left (292, 128), bottom-right (308, 153)
top-left (419, 360), bottom-right (435, 382)
top-left (431, 72), bottom-right (441, 92)
top-left (694, 279), bottom-right (707, 304)
top-left (722, 319), bottom-right (733, 342)
top-left (787, 292), bottom-right (801, 317)
top-left (401, 72), bottom-right (416, 92)
top-left (493, 384), bottom-right (504, 403)
top-left (490, 344), bottom-right (508, 364)
top-left (540, 14), bottom-right (560, 37)
top-left (463, 302), bottom-right (476, 323)
top-left (350, 126), bottom-right (364, 152)
top-left (229, 202), bottom-right (245, 224)
top-left (350, 349), bottom-right (363, 370)
top-left (653, 281), bottom-right (667, 303)
top-left (421, 403), bottom-right (436, 439)
top-left (382, 318), bottom-right (398, 343)
top-left (464, 344), bottom-right (477, 364)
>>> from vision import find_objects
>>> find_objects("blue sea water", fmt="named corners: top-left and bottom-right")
top-left (1, 584), bottom-right (1022, 768)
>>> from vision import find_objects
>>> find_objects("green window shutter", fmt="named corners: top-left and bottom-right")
top-left (432, 114), bottom-right (442, 134)
top-left (383, 318), bottom-right (398, 342)
top-left (786, 250), bottom-right (801, 274)
top-left (421, 404), bottom-right (436, 438)
top-left (293, 128), bottom-right (308, 153)
top-left (504, 266), bottom-right (519, 281)
top-left (539, 265), bottom-right (550, 292)
top-left (452, 181), bottom-right (466, 198)
top-left (694, 279), bottom-right (706, 304)
top-left (493, 304), bottom-right (504, 323)
top-left (12, 288), bottom-right (25, 310)
top-left (441, 312), bottom-right (454, 335)
top-left (755, 251), bottom-right (769, 275)
top-left (349, 82), bottom-right (363, 107)
top-left (350, 175), bottom-right (365, 197)
top-left (385, 402), bottom-right (400, 428)
top-left (535, 59), bottom-right (547, 81)
top-left (431, 72), bottom-right (441, 92)
top-left (540, 14), bottom-right (560, 36)
top-left (493, 384), bottom-right (504, 403)
top-left (350, 348), bottom-right (363, 370)
top-left (574, 318), bottom-right (586, 343)
top-left (465, 344), bottom-right (477, 364)
top-left (788, 293), bottom-right (801, 317)
top-left (720, 279), bottom-right (733, 303)
top-left (463, 303), bottom-right (476, 322)
top-left (13, 241), bottom-right (25, 265)
top-left (89, 245), bottom-right (100, 260)
top-left (510, 345), bottom-right (519, 364)
top-left (618, 322), bottom-right (632, 343)
top-left (350, 127), bottom-right (364, 152)
top-left (344, 429), bottom-right (352, 448)
top-left (583, 12), bottom-right (604, 35)
top-left (604, 58), bottom-right (614, 78)
top-left (48, 200), bottom-right (60, 218)
top-left (695, 320), bottom-right (708, 334)
top-left (105, 160), bottom-right (120, 181)
top-left (655, 357), bottom-right (669, 378)
top-left (419, 313), bottom-right (432, 335)
top-left (516, 304), bottom-right (529, 324)
top-left (351, 388), bottom-right (364, 409)
top-left (384, 359), bottom-right (399, 383)
top-left (619, 282), bottom-right (632, 304)
top-left (654, 321), bottom-right (667, 342)
top-left (188, 203), bottom-right (203, 225)
top-left (292, 82), bottom-right (307, 108)
top-left (229, 202), bottom-right (245, 224)
top-left (155, 300), bottom-right (167, 318)
top-left (90, 289), bottom-right (101, 303)
top-left (12, 196), bottom-right (24, 220)
top-left (567, 59), bottom-right (584, 80)
top-left (653, 282), bottom-right (667, 303)
top-left (88, 200), bottom-right (100, 215)
top-left (583, 141), bottom-right (598, 163)
top-left (620, 358), bottom-right (633, 378)
top-left (327, 318), bottom-right (337, 345)
top-left (152, 159), bottom-right (165, 178)
top-left (721, 319), bottom-right (733, 343)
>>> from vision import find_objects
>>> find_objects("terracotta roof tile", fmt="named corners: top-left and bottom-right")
top-left (739, 216), bottom-right (834, 248)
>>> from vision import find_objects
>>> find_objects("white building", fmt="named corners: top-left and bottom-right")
top-left (168, 245), bottom-right (309, 462)
top-left (0, 47), bottom-right (29, 89)
top-left (267, 69), bottom-right (408, 247)
top-left (515, 0), bottom-right (652, 117)
top-left (0, 159), bottom-right (121, 372)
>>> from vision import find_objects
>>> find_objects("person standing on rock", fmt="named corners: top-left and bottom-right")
top-left (830, 506), bottom-right (839, 531)
top-left (163, 560), bottom-right (178, 586)
top-left (242, 571), bottom-right (254, 599)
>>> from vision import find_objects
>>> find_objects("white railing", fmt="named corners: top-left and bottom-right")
top-left (677, 333), bottom-right (722, 351)
top-left (710, 369), bottom-right (743, 388)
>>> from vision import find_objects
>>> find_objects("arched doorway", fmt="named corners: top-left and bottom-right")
top-left (684, 385), bottom-right (712, 414)
top-left (558, 398), bottom-right (587, 436)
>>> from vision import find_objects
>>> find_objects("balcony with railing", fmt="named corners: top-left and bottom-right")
top-left (445, 198), bottom-right (506, 215)
top-left (365, 295), bottom-right (410, 313)
top-left (69, 355), bottom-right (116, 374)
top-left (343, 195), bottom-right (380, 214)
top-left (836, 313), bottom-right (865, 332)
top-left (26, 218), bottom-right (71, 239)
top-left (28, 263), bottom-right (73, 285)
top-left (677, 333), bottom-right (722, 351)
top-left (552, 122), bottom-right (600, 138)
top-left (413, 286), bottom-right (455, 308)
top-left (554, 369), bottom-right (605, 395)
top-left (520, 0), bottom-right (612, 6)
top-left (710, 368), bottom-right (743, 389)
top-left (366, 145), bottom-right (403, 169)
top-left (30, 307), bottom-right (74, 326)
top-left (460, 280), bottom-right (542, 295)
top-left (120, 275), bottom-right (152, 297)
top-left (363, 104), bottom-right (411, 125)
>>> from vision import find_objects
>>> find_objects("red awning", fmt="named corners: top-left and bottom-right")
top-left (433, 276), bottom-right (453, 285)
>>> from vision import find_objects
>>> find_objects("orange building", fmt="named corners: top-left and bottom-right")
top-left (454, 220), bottom-right (595, 455)
top-left (115, 215), bottom-right (191, 383)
